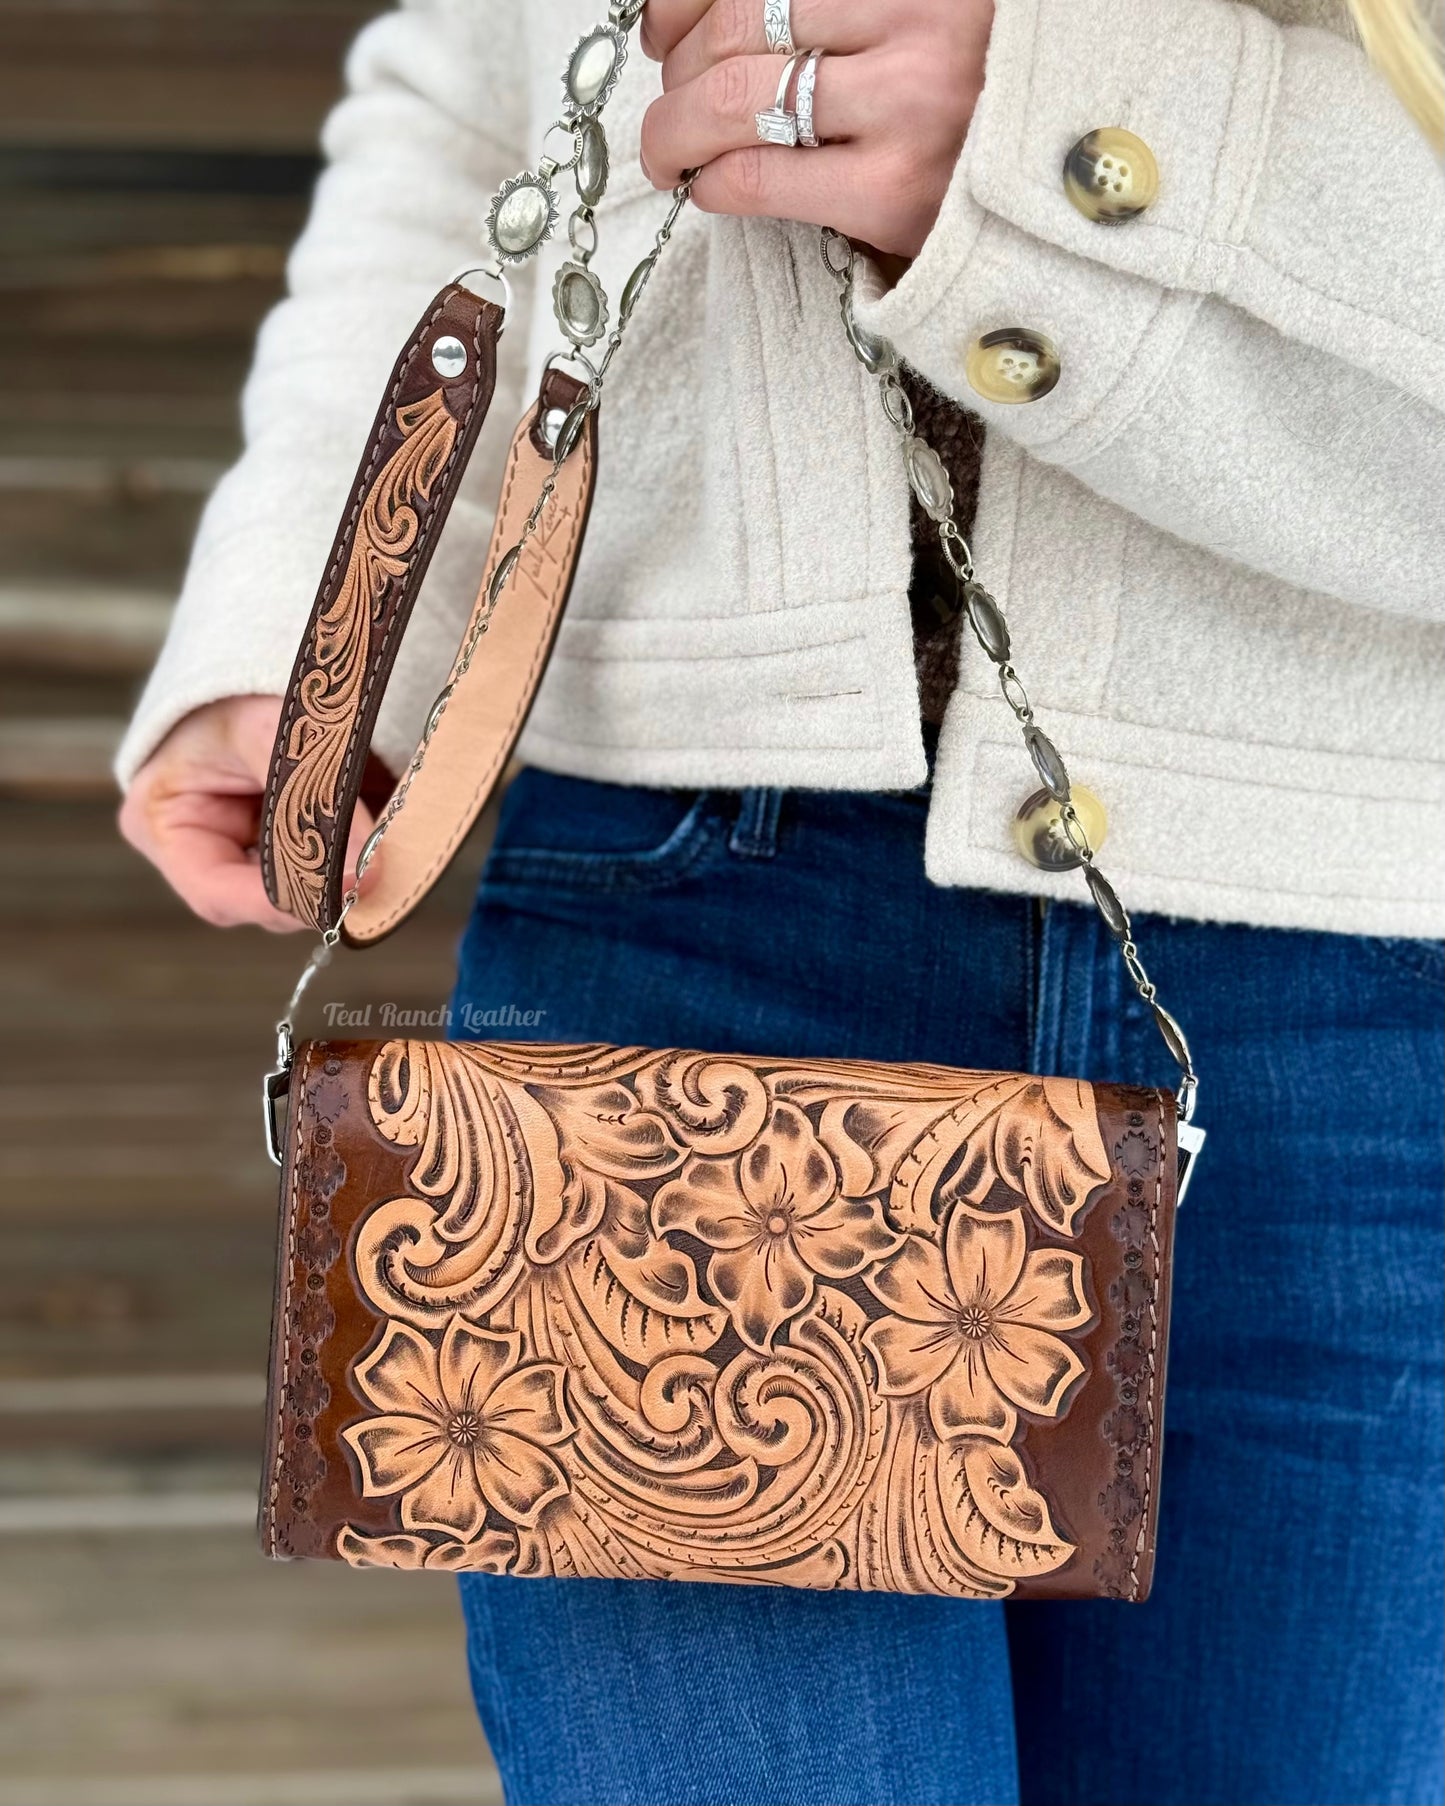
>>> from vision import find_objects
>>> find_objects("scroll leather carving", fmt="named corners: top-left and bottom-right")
top-left (261, 285), bottom-right (502, 932)
top-left (341, 375), bottom-right (598, 946)
top-left (263, 1041), bottom-right (1177, 1601)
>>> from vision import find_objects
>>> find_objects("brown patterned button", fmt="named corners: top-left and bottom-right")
top-left (965, 329), bottom-right (1060, 405)
top-left (1063, 127), bottom-right (1159, 224)
top-left (1012, 785), bottom-right (1108, 871)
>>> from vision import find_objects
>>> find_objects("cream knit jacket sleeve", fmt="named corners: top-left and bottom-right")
top-left (117, 0), bottom-right (1445, 791)
top-left (858, 0), bottom-right (1445, 621)
top-left (115, 0), bottom-right (533, 786)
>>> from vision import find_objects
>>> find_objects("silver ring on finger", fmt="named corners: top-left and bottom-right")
top-left (755, 51), bottom-right (804, 147)
top-left (763, 0), bottom-right (795, 55)
top-left (795, 47), bottom-right (826, 147)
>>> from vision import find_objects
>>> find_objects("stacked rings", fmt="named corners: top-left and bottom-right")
top-left (753, 46), bottom-right (827, 149)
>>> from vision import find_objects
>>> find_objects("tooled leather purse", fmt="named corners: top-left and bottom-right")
top-left (256, 0), bottom-right (1205, 1603)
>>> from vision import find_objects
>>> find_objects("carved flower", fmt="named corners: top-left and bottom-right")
top-left (653, 1101), bottom-right (898, 1351)
top-left (342, 1317), bottom-right (572, 1537)
top-left (863, 1205), bottom-right (1091, 1444)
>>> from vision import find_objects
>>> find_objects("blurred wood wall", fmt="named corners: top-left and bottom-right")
top-left (0, 7), bottom-right (501, 1801)
top-left (1, 0), bottom-right (377, 789)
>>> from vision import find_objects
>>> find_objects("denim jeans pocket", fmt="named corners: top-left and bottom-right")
top-left (481, 768), bottom-right (725, 895)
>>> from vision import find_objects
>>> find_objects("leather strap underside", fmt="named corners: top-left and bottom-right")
top-left (344, 382), bottom-right (597, 946)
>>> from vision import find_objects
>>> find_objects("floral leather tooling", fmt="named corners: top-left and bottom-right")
top-left (264, 1038), bottom-right (1176, 1601)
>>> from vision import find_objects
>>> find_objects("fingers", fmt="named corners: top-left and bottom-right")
top-left (640, 0), bottom-right (710, 61)
top-left (119, 694), bottom-right (302, 933)
top-left (120, 693), bottom-right (393, 937)
top-left (657, 0), bottom-right (876, 89)
top-left (123, 778), bottom-right (382, 933)
top-left (161, 819), bottom-right (300, 934)
top-left (688, 140), bottom-right (891, 239)
top-left (121, 781), bottom-right (300, 933)
top-left (641, 52), bottom-right (874, 188)
top-left (689, 136), bottom-right (951, 260)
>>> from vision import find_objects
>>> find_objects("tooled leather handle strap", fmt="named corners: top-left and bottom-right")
top-left (260, 280), bottom-right (598, 943)
top-left (261, 284), bottom-right (503, 932)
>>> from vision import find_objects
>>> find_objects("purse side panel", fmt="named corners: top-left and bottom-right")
top-left (1011, 1081), bottom-right (1178, 1600)
top-left (262, 1042), bottom-right (418, 1559)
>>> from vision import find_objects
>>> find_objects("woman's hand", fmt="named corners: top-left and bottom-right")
top-left (119, 695), bottom-right (375, 932)
top-left (639, 0), bottom-right (994, 261)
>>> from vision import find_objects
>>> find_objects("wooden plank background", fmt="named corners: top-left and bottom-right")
top-left (0, 4), bottom-right (503, 1798)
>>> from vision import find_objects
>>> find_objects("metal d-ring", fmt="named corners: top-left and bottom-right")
top-left (541, 346), bottom-right (600, 389)
top-left (540, 120), bottom-right (583, 175)
top-left (446, 264), bottom-right (513, 321)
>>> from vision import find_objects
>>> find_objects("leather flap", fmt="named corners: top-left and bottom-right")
top-left (262, 1039), bottom-right (1177, 1602)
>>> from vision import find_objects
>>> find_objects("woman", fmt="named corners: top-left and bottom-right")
top-left (117, 0), bottom-right (1444, 1801)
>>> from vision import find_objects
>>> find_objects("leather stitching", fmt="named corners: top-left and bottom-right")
top-left (330, 297), bottom-right (491, 919)
top-left (381, 417), bottom-right (589, 919)
top-left (289, 1046), bottom-right (1124, 1593)
top-left (1128, 1088), bottom-right (1166, 1601)
top-left (265, 1039), bottom-right (314, 1557)
top-left (263, 290), bottom-right (494, 928)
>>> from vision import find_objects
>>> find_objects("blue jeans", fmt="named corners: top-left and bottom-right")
top-left (452, 769), bottom-right (1444, 1806)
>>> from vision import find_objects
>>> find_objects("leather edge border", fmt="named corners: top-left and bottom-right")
top-left (257, 1041), bottom-right (317, 1560)
top-left (1128, 1084), bottom-right (1178, 1603)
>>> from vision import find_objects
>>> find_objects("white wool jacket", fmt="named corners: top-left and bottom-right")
top-left (117, 0), bottom-right (1445, 938)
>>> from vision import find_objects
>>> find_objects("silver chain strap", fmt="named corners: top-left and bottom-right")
top-left (342, 177), bottom-right (692, 926)
top-left (818, 227), bottom-right (1197, 1122)
top-left (270, 0), bottom-right (1200, 1158)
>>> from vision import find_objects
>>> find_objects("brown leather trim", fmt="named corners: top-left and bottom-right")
top-left (260, 1039), bottom-right (343, 1556)
top-left (1006, 1083), bottom-right (1178, 1599)
top-left (528, 365), bottom-right (589, 459)
top-left (262, 1041), bottom-right (1177, 1599)
top-left (260, 285), bottom-right (503, 932)
top-left (340, 374), bottom-right (597, 947)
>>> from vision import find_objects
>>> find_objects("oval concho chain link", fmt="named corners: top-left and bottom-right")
top-left (818, 226), bottom-right (1200, 1129)
top-left (283, 0), bottom-right (684, 1032)
top-left (340, 0), bottom-right (690, 920)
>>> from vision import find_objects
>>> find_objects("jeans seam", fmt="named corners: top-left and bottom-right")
top-left (730, 786), bottom-right (784, 859)
top-left (1030, 901), bottom-right (1060, 1076)
top-left (483, 793), bottom-right (722, 894)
